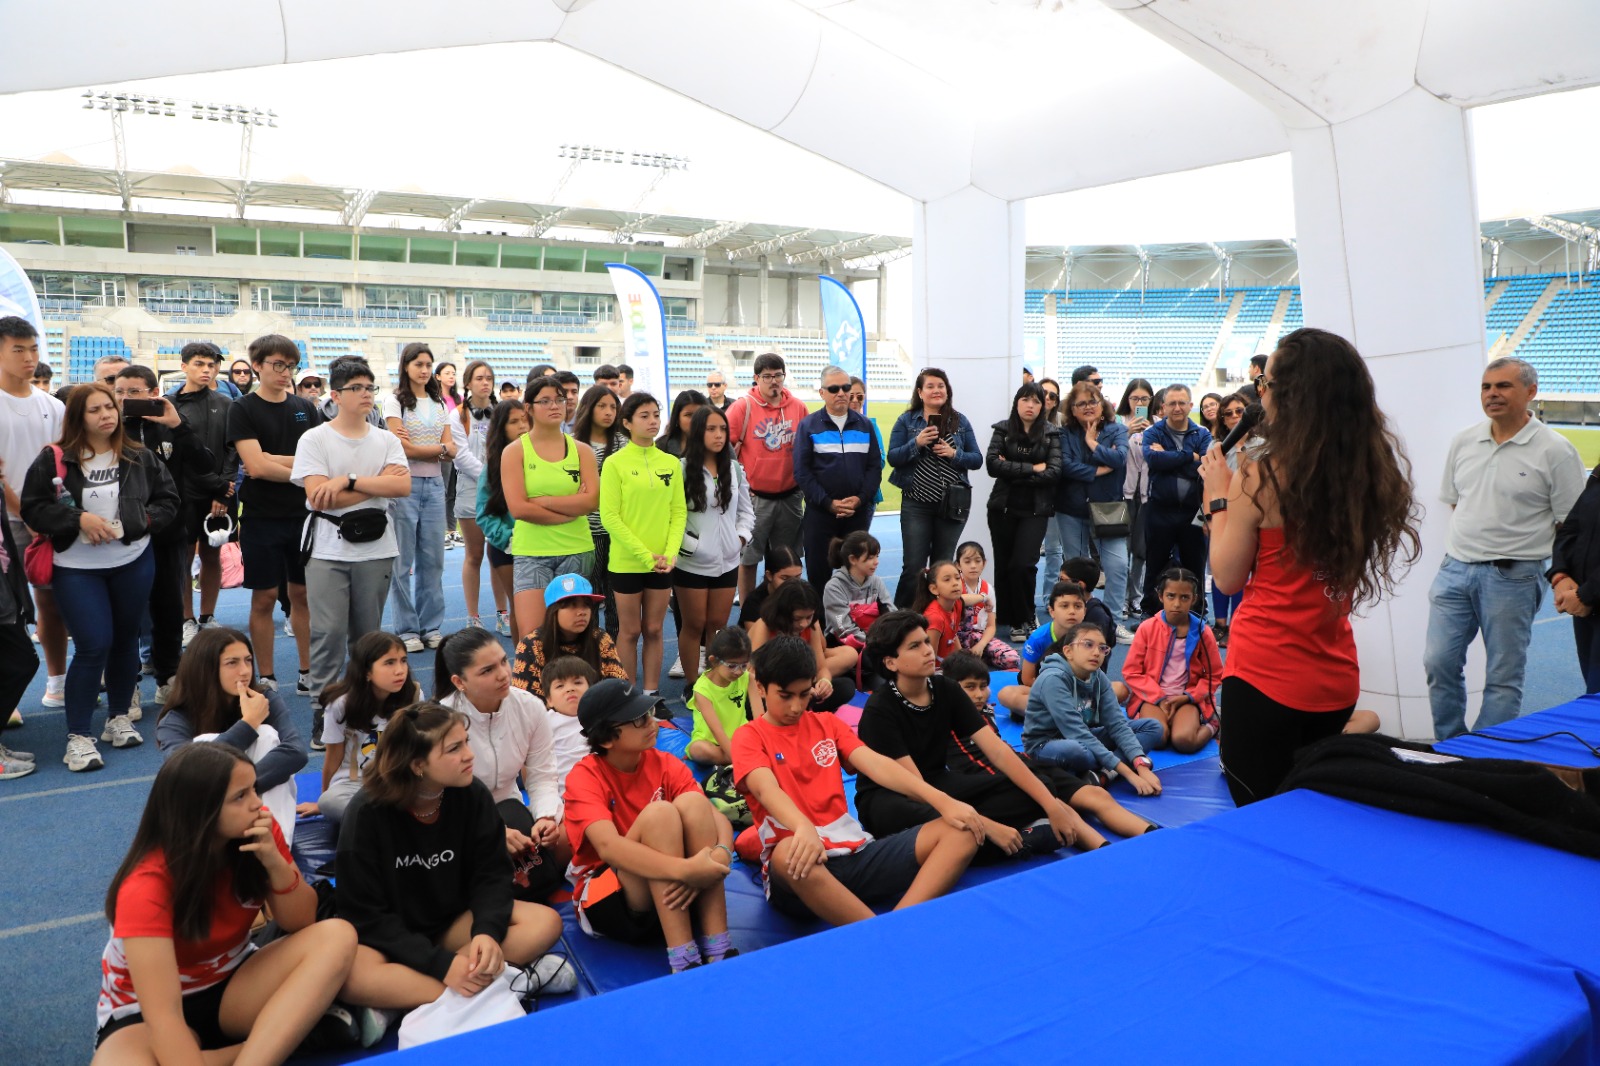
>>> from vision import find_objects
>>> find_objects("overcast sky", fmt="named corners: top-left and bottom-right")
top-left (0, 42), bottom-right (1597, 247)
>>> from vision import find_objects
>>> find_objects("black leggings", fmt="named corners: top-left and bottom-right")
top-left (989, 510), bottom-right (1049, 627)
top-left (1217, 677), bottom-right (1353, 806)
top-left (857, 770), bottom-right (1044, 865)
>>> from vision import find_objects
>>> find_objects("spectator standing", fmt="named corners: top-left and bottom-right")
top-left (984, 382), bottom-right (1060, 641)
top-left (674, 406), bottom-right (755, 687)
top-left (616, 364), bottom-right (634, 400)
top-left (657, 389), bottom-right (705, 459)
top-left (226, 335), bottom-right (318, 695)
top-left (1116, 378), bottom-right (1156, 635)
top-left (1058, 381), bottom-right (1132, 636)
top-left (705, 371), bottom-right (731, 414)
top-left (573, 385), bottom-right (625, 639)
top-left (1552, 462), bottom-right (1600, 693)
top-left (593, 364), bottom-right (620, 393)
top-left (450, 360), bottom-right (500, 630)
top-left (166, 342), bottom-right (236, 644)
top-left (1139, 384), bottom-right (1211, 619)
top-left (227, 359), bottom-right (256, 395)
top-left (384, 342), bottom-right (456, 652)
top-left (886, 368), bottom-right (982, 607)
top-left (726, 353), bottom-right (809, 603)
top-left (1425, 357), bottom-right (1585, 739)
top-left (794, 366), bottom-right (882, 595)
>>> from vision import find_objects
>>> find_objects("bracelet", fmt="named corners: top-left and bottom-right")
top-left (713, 843), bottom-right (736, 861)
top-left (269, 868), bottom-right (302, 895)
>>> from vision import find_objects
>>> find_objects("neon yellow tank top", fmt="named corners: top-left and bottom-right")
top-left (510, 435), bottom-right (595, 557)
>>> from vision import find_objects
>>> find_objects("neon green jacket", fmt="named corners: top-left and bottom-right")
top-left (599, 442), bottom-right (687, 573)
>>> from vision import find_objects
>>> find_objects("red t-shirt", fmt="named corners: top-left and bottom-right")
top-left (97, 820), bottom-right (292, 1030)
top-left (563, 749), bottom-right (698, 892)
top-left (921, 599), bottom-right (961, 663)
top-left (731, 711), bottom-right (870, 873)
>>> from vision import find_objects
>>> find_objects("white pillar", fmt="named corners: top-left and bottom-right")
top-left (723, 272), bottom-right (743, 327)
top-left (911, 188), bottom-right (1026, 550)
top-left (757, 256), bottom-right (770, 331)
top-left (1288, 88), bottom-right (1486, 739)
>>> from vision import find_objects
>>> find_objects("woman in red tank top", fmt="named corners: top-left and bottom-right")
top-left (1199, 329), bottom-right (1421, 805)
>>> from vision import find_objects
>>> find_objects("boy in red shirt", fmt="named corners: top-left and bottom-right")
top-left (732, 635), bottom-right (984, 925)
top-left (563, 679), bottom-right (737, 972)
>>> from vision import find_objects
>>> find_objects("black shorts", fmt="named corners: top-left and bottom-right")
top-left (487, 543), bottom-right (513, 569)
top-left (184, 500), bottom-right (233, 545)
top-left (240, 516), bottom-right (307, 590)
top-left (766, 826), bottom-right (923, 919)
top-left (96, 965), bottom-right (238, 1050)
top-left (672, 566), bottom-right (739, 591)
top-left (609, 569), bottom-right (673, 594)
top-left (578, 867), bottom-right (663, 943)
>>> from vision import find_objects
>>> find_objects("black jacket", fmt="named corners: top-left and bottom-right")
top-left (19, 443), bottom-right (180, 554)
top-left (167, 385), bottom-right (237, 499)
top-left (985, 421), bottom-right (1060, 516)
top-left (125, 417), bottom-right (226, 531)
top-left (0, 495), bottom-right (31, 627)
top-left (1552, 464), bottom-right (1600, 609)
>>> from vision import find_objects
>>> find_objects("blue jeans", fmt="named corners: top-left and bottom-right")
top-left (1057, 513), bottom-right (1130, 629)
top-left (53, 544), bottom-right (155, 735)
top-left (1027, 718), bottom-right (1164, 773)
top-left (1424, 555), bottom-right (1543, 740)
top-left (894, 496), bottom-right (968, 607)
top-left (388, 475), bottom-right (446, 638)
top-left (1038, 518), bottom-right (1063, 606)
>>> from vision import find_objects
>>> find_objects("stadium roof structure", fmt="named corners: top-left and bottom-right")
top-left (0, 157), bottom-right (912, 268)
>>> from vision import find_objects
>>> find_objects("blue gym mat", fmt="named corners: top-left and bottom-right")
top-left (1435, 693), bottom-right (1600, 767)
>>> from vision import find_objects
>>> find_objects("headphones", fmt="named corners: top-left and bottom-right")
top-left (204, 511), bottom-right (235, 548)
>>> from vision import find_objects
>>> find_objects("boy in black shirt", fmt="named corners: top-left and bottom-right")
top-left (856, 611), bottom-right (1078, 863)
top-left (227, 334), bottom-right (321, 694)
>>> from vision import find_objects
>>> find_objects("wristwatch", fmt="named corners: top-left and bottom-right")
top-left (1133, 756), bottom-right (1153, 771)
top-left (346, 473), bottom-right (358, 493)
top-left (1207, 497), bottom-right (1228, 515)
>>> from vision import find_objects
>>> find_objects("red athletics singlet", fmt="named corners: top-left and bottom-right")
top-left (1223, 525), bottom-right (1359, 710)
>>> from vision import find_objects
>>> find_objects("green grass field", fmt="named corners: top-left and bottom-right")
top-left (1555, 426), bottom-right (1600, 468)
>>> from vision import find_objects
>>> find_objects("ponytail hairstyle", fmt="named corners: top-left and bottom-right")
top-left (433, 627), bottom-right (504, 702)
top-left (1156, 566), bottom-right (1202, 603)
top-left (393, 342), bottom-right (440, 412)
top-left (457, 359), bottom-right (495, 435)
top-left (363, 702), bottom-right (469, 809)
top-left (482, 399), bottom-right (527, 520)
top-left (105, 743), bottom-right (266, 940)
top-left (828, 529), bottom-right (881, 570)
top-left (682, 405), bottom-right (733, 513)
top-left (706, 625), bottom-right (752, 667)
top-left (760, 544), bottom-right (804, 589)
top-left (910, 560), bottom-right (959, 615)
top-left (321, 631), bottom-right (418, 736)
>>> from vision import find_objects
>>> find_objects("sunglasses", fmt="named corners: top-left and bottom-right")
top-left (1254, 374), bottom-right (1274, 392)
top-left (821, 384), bottom-right (850, 395)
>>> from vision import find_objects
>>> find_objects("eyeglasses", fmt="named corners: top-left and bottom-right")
top-left (113, 387), bottom-right (150, 398)
top-left (624, 712), bottom-right (653, 730)
top-left (1254, 374), bottom-right (1273, 392)
top-left (706, 380), bottom-right (724, 388)
top-left (757, 372), bottom-right (785, 383)
top-left (337, 384), bottom-right (380, 395)
top-left (263, 361), bottom-right (300, 374)
top-left (721, 661), bottom-right (750, 674)
top-left (1070, 640), bottom-right (1111, 653)
top-left (1072, 400), bottom-right (1101, 410)
top-left (531, 397), bottom-right (565, 409)
top-left (821, 384), bottom-right (850, 395)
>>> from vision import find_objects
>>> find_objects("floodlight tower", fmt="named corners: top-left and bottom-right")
top-left (82, 90), bottom-right (279, 209)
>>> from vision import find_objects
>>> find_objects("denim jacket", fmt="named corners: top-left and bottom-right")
top-left (886, 410), bottom-right (982, 492)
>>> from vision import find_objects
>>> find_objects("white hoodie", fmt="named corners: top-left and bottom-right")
top-left (442, 687), bottom-right (561, 822)
top-left (677, 459), bottom-right (756, 577)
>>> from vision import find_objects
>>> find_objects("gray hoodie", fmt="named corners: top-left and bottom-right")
top-left (1023, 654), bottom-right (1146, 772)
top-left (823, 565), bottom-right (893, 641)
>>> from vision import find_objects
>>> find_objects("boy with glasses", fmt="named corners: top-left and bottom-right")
top-left (168, 342), bottom-right (238, 645)
top-left (227, 334), bottom-right (321, 695)
top-left (291, 356), bottom-right (410, 739)
top-left (727, 353), bottom-right (810, 602)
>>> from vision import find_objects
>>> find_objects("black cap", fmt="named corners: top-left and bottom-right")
top-left (577, 678), bottom-right (665, 736)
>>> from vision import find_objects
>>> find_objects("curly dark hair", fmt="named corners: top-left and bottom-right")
top-left (1253, 327), bottom-right (1421, 609)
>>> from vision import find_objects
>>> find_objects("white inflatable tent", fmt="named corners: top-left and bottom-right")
top-left (10, 0), bottom-right (1600, 736)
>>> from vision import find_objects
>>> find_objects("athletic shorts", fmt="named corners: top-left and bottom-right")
top-left (239, 516), bottom-right (306, 590)
top-left (96, 962), bottom-right (241, 1050)
top-left (671, 566), bottom-right (739, 591)
top-left (609, 569), bottom-right (674, 594)
top-left (574, 866), bottom-right (663, 943)
top-left (765, 825), bottom-right (922, 919)
top-left (487, 543), bottom-right (513, 569)
top-left (740, 490), bottom-right (804, 567)
top-left (513, 551), bottom-right (593, 594)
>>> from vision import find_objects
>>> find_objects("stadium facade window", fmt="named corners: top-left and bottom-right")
top-left (27, 271), bottom-right (116, 301)
top-left (365, 286), bottom-right (438, 311)
top-left (500, 244), bottom-right (541, 271)
top-left (409, 238), bottom-right (453, 266)
top-left (255, 281), bottom-right (342, 311)
top-left (62, 216), bottom-right (125, 250)
top-left (358, 234), bottom-right (406, 263)
top-left (624, 251), bottom-right (663, 277)
top-left (303, 232), bottom-right (353, 260)
top-left (543, 291), bottom-right (615, 322)
top-left (664, 256), bottom-right (696, 282)
top-left (456, 241), bottom-right (498, 269)
top-left (541, 246), bottom-right (583, 272)
top-left (457, 289), bottom-right (533, 315)
top-left (140, 276), bottom-right (239, 312)
top-left (0, 212), bottom-right (61, 245)
top-left (583, 250), bottom-right (612, 274)
top-left (662, 297), bottom-right (694, 326)
top-left (260, 229), bottom-right (300, 257)
top-left (216, 226), bottom-right (259, 255)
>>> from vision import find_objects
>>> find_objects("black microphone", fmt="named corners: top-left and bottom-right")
top-left (1218, 402), bottom-right (1264, 455)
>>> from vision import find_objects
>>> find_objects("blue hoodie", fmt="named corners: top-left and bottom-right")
top-left (1022, 654), bottom-right (1147, 772)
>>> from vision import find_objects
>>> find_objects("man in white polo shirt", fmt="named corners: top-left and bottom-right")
top-left (1425, 357), bottom-right (1586, 739)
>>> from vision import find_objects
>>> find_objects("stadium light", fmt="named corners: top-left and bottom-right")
top-left (557, 144), bottom-right (689, 171)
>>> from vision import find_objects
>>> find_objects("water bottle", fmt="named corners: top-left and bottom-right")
top-left (52, 476), bottom-right (75, 510)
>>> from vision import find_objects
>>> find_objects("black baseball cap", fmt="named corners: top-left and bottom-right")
top-left (577, 678), bottom-right (666, 736)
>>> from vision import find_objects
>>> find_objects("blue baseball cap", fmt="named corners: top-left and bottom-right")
top-left (544, 573), bottom-right (604, 609)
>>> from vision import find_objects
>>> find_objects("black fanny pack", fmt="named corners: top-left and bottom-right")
top-left (300, 507), bottom-right (389, 564)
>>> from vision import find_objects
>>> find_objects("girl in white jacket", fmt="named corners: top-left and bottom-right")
top-left (673, 406), bottom-right (755, 688)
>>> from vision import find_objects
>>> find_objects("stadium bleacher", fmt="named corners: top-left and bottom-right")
top-left (1510, 281), bottom-right (1600, 394)
top-left (456, 334), bottom-right (552, 382)
top-left (66, 334), bottom-right (133, 382)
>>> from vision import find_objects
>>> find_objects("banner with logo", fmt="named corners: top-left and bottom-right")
top-left (819, 275), bottom-right (866, 383)
top-left (0, 247), bottom-right (43, 332)
top-left (605, 263), bottom-right (669, 400)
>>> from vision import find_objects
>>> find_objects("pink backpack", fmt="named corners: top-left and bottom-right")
top-left (219, 541), bottom-right (244, 589)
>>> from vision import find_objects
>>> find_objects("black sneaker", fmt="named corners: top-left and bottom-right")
top-left (1020, 821), bottom-right (1065, 856)
top-left (297, 670), bottom-right (312, 696)
top-left (294, 1005), bottom-right (360, 1055)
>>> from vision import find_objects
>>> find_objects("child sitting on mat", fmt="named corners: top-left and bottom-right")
top-left (511, 575), bottom-right (627, 700)
top-left (1061, 556), bottom-right (1118, 659)
top-left (731, 635), bottom-right (984, 925)
top-left (910, 560), bottom-right (964, 666)
top-left (540, 655), bottom-right (596, 789)
top-left (822, 530), bottom-right (893, 650)
top-left (299, 631), bottom-right (420, 823)
top-left (856, 613), bottom-right (1080, 864)
top-left (953, 541), bottom-right (1020, 670)
top-left (687, 626), bottom-right (753, 767)
top-left (996, 580), bottom-right (1088, 719)
top-left (1024, 622), bottom-right (1163, 794)
top-left (1119, 568), bottom-right (1220, 754)
top-left (563, 679), bottom-right (737, 972)
top-left (942, 652), bottom-right (1155, 840)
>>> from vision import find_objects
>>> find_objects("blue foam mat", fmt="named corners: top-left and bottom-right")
top-left (1435, 693), bottom-right (1600, 767)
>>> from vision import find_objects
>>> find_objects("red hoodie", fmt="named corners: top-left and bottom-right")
top-left (726, 385), bottom-right (810, 494)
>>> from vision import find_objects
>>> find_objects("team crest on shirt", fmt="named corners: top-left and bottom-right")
top-left (812, 739), bottom-right (838, 768)
top-left (564, 465), bottom-right (580, 484)
top-left (655, 470), bottom-right (674, 488)
top-left (651, 786), bottom-right (665, 802)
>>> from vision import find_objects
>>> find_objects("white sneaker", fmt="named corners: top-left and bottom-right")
top-left (257, 676), bottom-right (280, 693)
top-left (495, 610), bottom-right (511, 636)
top-left (297, 670), bottom-right (312, 695)
top-left (42, 678), bottom-right (65, 709)
top-left (1116, 624), bottom-right (1138, 643)
top-left (155, 682), bottom-right (173, 708)
top-left (423, 631), bottom-right (444, 650)
top-left (101, 715), bottom-right (144, 749)
top-left (64, 734), bottom-right (105, 772)
top-left (181, 618), bottom-right (199, 648)
top-left (402, 634), bottom-right (424, 653)
top-left (520, 954), bottom-right (577, 996)
top-left (668, 658), bottom-right (685, 679)
top-left (128, 688), bottom-right (143, 722)
top-left (283, 617), bottom-right (295, 638)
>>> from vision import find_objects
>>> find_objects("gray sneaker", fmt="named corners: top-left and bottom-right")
top-left (0, 741), bottom-right (35, 764)
top-left (0, 749), bottom-right (35, 780)
top-left (401, 634), bottom-right (424, 654)
top-left (64, 734), bottom-right (105, 772)
top-left (102, 715), bottom-right (144, 749)
top-left (128, 687), bottom-right (143, 722)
